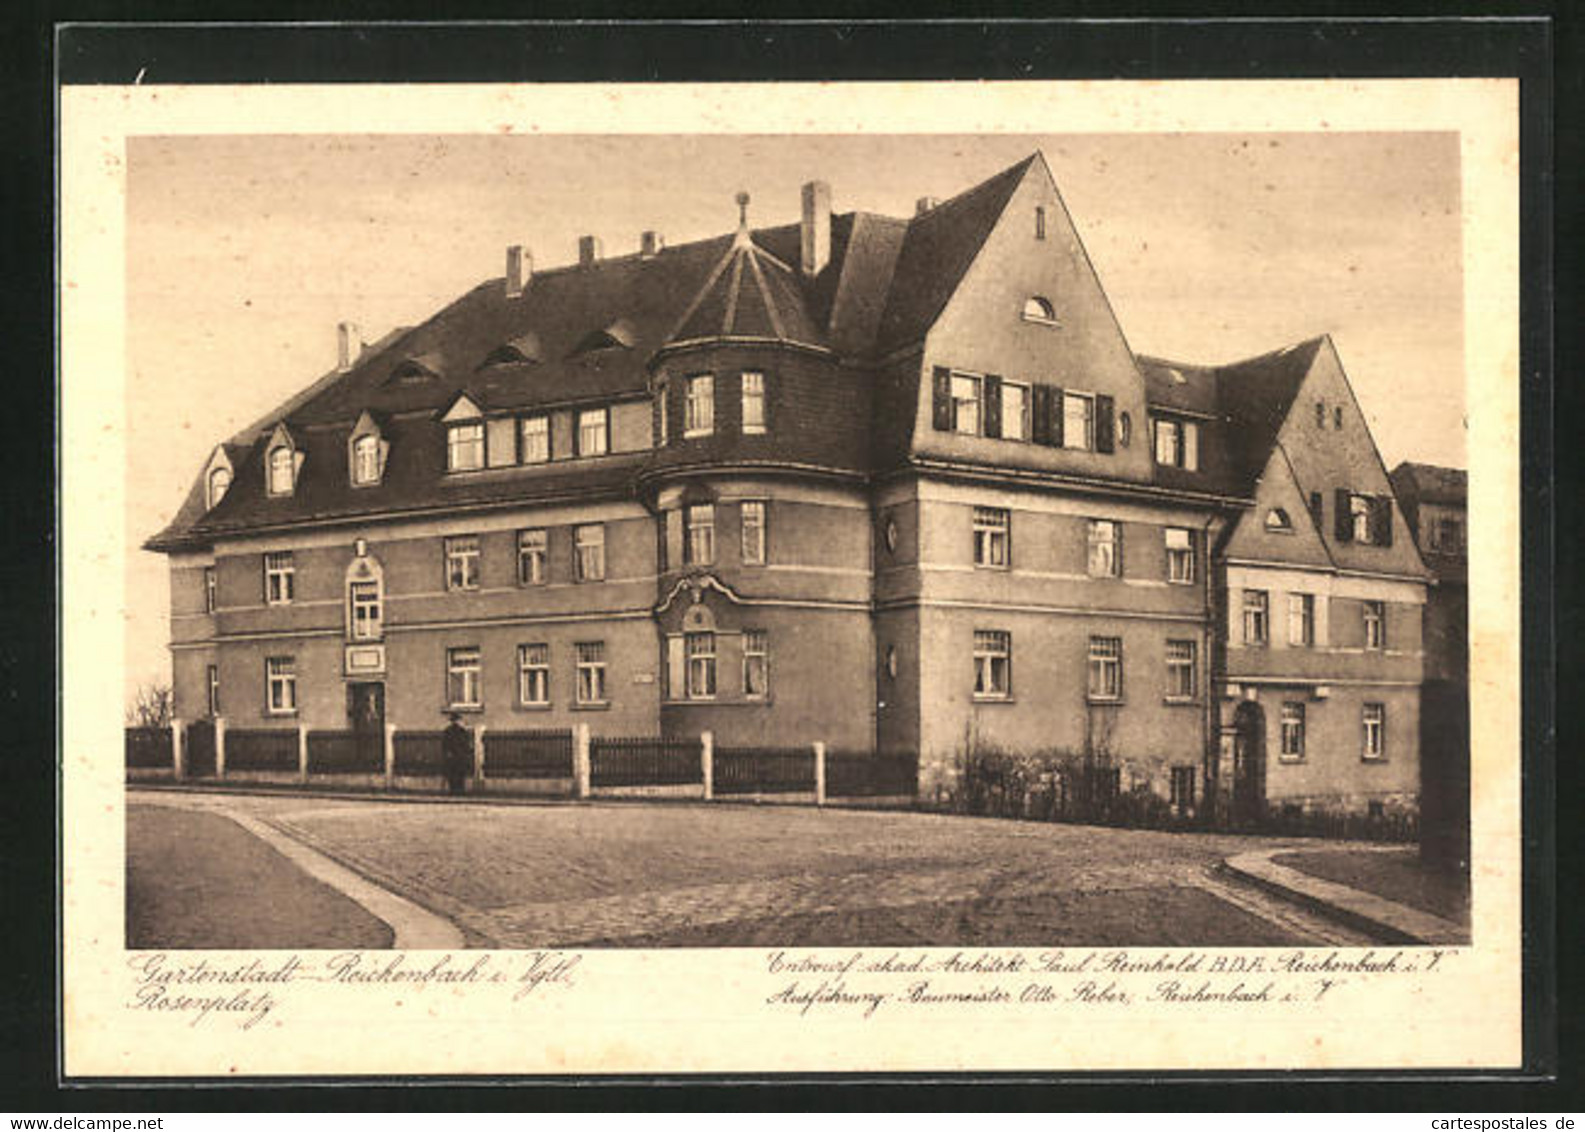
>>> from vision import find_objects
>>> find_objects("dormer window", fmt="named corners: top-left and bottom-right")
top-left (479, 334), bottom-right (541, 368)
top-left (1265, 508), bottom-right (1294, 533)
top-left (388, 353), bottom-right (441, 385)
top-left (207, 466), bottom-right (231, 510)
top-left (352, 436), bottom-right (380, 485)
top-left (1021, 296), bottom-right (1058, 324)
top-left (447, 423), bottom-right (485, 472)
top-left (262, 424), bottom-right (303, 497)
top-left (1152, 416), bottom-right (1200, 471)
top-left (571, 319), bottom-right (636, 356)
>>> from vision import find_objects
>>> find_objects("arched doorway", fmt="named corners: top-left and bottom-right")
top-left (1231, 700), bottom-right (1267, 825)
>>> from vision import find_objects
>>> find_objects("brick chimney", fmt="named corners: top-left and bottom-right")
top-left (800, 180), bottom-right (831, 278)
top-left (640, 230), bottom-right (664, 259)
top-left (505, 245), bottom-right (532, 297)
top-left (916, 196), bottom-right (940, 215)
top-left (578, 235), bottom-right (603, 267)
top-left (336, 321), bottom-right (360, 372)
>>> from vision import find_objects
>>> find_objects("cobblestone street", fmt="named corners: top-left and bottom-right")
top-left (130, 789), bottom-right (1378, 949)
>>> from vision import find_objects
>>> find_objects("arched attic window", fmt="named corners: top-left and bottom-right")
top-left (267, 445), bottom-right (294, 496)
top-left (1021, 295), bottom-right (1058, 324)
top-left (1265, 507), bottom-right (1294, 533)
top-left (347, 410), bottom-right (390, 487)
top-left (263, 423), bottom-right (304, 498)
top-left (478, 333), bottom-right (542, 368)
top-left (386, 352), bottom-right (443, 385)
top-left (570, 319), bottom-right (636, 356)
top-left (207, 466), bottom-right (231, 510)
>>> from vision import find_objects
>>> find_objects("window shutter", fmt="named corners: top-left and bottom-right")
top-left (1031, 385), bottom-right (1052, 445)
top-left (1334, 488), bottom-right (1353, 542)
top-left (666, 636), bottom-right (685, 700)
top-left (1094, 394), bottom-right (1115, 453)
top-left (1375, 497), bottom-right (1394, 546)
top-left (931, 367), bottom-right (952, 431)
top-left (984, 374), bottom-right (1003, 439)
top-left (1050, 386), bottom-right (1065, 448)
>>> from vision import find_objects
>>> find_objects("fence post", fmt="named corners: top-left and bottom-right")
top-left (701, 730), bottom-right (714, 801)
top-left (573, 723), bottom-right (591, 799)
top-left (297, 722), bottom-right (310, 784)
top-left (383, 722), bottom-right (397, 790)
top-left (171, 719), bottom-right (186, 781)
top-left (814, 741), bottom-right (827, 807)
top-left (215, 716), bottom-right (227, 779)
top-left (474, 725), bottom-right (487, 791)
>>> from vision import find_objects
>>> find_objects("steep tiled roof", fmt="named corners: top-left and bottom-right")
top-left (667, 226), bottom-right (826, 349)
top-left (1391, 461), bottom-right (1466, 506)
top-left (872, 155), bottom-right (1036, 355)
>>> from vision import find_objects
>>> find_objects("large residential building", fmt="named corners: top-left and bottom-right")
top-left (146, 152), bottom-right (1433, 819)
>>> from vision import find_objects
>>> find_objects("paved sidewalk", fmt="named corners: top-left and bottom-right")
top-left (1223, 847), bottom-right (1469, 945)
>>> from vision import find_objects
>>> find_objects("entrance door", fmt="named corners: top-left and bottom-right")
top-left (348, 682), bottom-right (385, 770)
top-left (1231, 701), bottom-right (1266, 825)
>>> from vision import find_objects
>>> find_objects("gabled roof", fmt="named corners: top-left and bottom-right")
top-left (873, 154), bottom-right (1037, 355)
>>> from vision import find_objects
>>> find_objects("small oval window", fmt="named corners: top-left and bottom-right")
top-left (1118, 411), bottom-right (1132, 448)
top-left (1021, 295), bottom-right (1057, 322)
top-left (885, 646), bottom-right (898, 679)
top-left (884, 518), bottom-right (899, 553)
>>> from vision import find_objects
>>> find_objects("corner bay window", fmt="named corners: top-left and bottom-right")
top-left (740, 501), bottom-right (766, 565)
top-left (1363, 600), bottom-right (1386, 649)
top-left (349, 580), bottom-right (381, 640)
top-left (446, 646), bottom-right (481, 708)
top-left (575, 641), bottom-right (607, 705)
top-left (517, 528), bottom-right (547, 586)
top-left (973, 507), bottom-right (1010, 569)
top-left (684, 504), bottom-right (715, 566)
top-left (685, 632), bottom-right (716, 699)
top-left (1087, 520), bottom-right (1120, 578)
top-left (204, 567), bottom-right (216, 614)
top-left (1087, 636), bottom-right (1123, 701)
top-left (266, 656), bottom-right (297, 714)
top-left (1242, 589), bottom-right (1269, 645)
top-left (264, 551), bottom-right (295, 605)
top-left (1165, 639), bottom-right (1196, 700)
top-left (446, 422), bottom-right (485, 472)
top-left (685, 374), bottom-right (715, 437)
top-left (973, 630), bottom-right (1011, 699)
top-left (1280, 702), bottom-right (1306, 759)
top-left (574, 524), bottom-right (605, 582)
top-left (1362, 703), bottom-right (1386, 760)
top-left (518, 643), bottom-right (550, 706)
top-left (743, 630), bottom-right (769, 699)
top-left (445, 535), bottom-right (480, 591)
top-left (741, 371), bottom-right (766, 435)
top-left (1165, 527), bottom-right (1195, 583)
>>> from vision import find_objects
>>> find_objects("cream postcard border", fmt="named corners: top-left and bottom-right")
top-left (61, 79), bottom-right (1522, 1076)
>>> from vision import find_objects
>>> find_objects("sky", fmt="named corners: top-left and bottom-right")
top-left (124, 131), bottom-right (1465, 705)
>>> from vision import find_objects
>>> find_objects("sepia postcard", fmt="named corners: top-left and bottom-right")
top-left (61, 75), bottom-right (1523, 1078)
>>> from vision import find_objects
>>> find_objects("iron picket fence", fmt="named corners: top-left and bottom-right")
top-left (590, 736), bottom-right (702, 787)
top-left (125, 726), bottom-right (174, 770)
top-left (713, 746), bottom-right (815, 794)
top-left (825, 750), bottom-right (919, 798)
top-left (393, 730), bottom-right (447, 776)
top-left (224, 728), bottom-right (299, 772)
top-left (482, 729), bottom-right (574, 778)
top-left (308, 729), bottom-right (382, 774)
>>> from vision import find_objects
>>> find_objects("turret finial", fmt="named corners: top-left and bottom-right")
top-left (735, 191), bottom-right (751, 229)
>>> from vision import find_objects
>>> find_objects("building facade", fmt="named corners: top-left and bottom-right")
top-left (148, 152), bottom-right (1431, 818)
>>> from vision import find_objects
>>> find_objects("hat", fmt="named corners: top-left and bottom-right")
top-left (445, 710), bottom-right (463, 722)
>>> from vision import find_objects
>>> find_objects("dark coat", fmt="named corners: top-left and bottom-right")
top-left (442, 721), bottom-right (472, 776)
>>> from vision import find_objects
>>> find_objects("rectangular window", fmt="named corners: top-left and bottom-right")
top-left (1170, 766), bottom-right (1196, 815)
top-left (1280, 702), bottom-right (1306, 759)
top-left (973, 630), bottom-right (1011, 699)
top-left (573, 524), bottom-right (605, 582)
top-left (447, 422), bottom-right (485, 472)
top-left (263, 551), bottom-right (295, 605)
top-left (1165, 527), bottom-right (1195, 584)
top-left (1350, 493), bottom-right (1373, 543)
top-left (1432, 516), bottom-right (1464, 552)
top-left (1243, 590), bottom-right (1269, 645)
top-left (1087, 636), bottom-right (1123, 701)
top-left (1063, 392), bottom-right (1094, 451)
top-left (741, 371), bottom-right (766, 435)
top-left (517, 528), bottom-right (547, 586)
top-left (1363, 600), bottom-right (1386, 649)
top-left (265, 656), bottom-right (296, 714)
top-left (685, 632), bottom-right (717, 699)
top-left (742, 629), bottom-right (769, 699)
top-left (1166, 639), bottom-right (1197, 700)
top-left (1002, 381), bottom-right (1030, 441)
top-left (520, 415), bottom-right (550, 464)
top-left (445, 536), bottom-right (480, 592)
top-left (446, 646), bottom-right (481, 708)
top-left (684, 504), bottom-right (715, 566)
top-left (685, 374), bottom-right (715, 437)
top-left (656, 381), bottom-right (669, 446)
top-left (349, 580), bottom-right (381, 640)
top-left (1288, 593), bottom-right (1315, 647)
top-left (204, 567), bottom-right (217, 614)
top-left (268, 446), bottom-right (295, 495)
top-left (207, 664), bottom-right (220, 716)
top-left (575, 642), bottom-right (607, 705)
top-left (950, 374), bottom-right (982, 435)
top-left (353, 435), bottom-right (381, 484)
top-left (740, 501), bottom-right (767, 565)
top-left (1087, 519), bottom-right (1120, 578)
top-left (1152, 418), bottom-right (1200, 470)
top-left (1362, 703), bottom-right (1386, 760)
top-left (973, 506), bottom-right (1010, 569)
top-left (518, 643), bottom-right (550, 707)
top-left (576, 407), bottom-right (609, 457)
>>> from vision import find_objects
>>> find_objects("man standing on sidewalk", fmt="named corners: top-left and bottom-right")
top-left (442, 711), bottom-right (471, 796)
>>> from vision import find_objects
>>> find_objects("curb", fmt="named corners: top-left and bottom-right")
top-left (1222, 848), bottom-right (1467, 946)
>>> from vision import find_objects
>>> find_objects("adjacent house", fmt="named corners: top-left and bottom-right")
top-left (146, 151), bottom-right (1433, 819)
